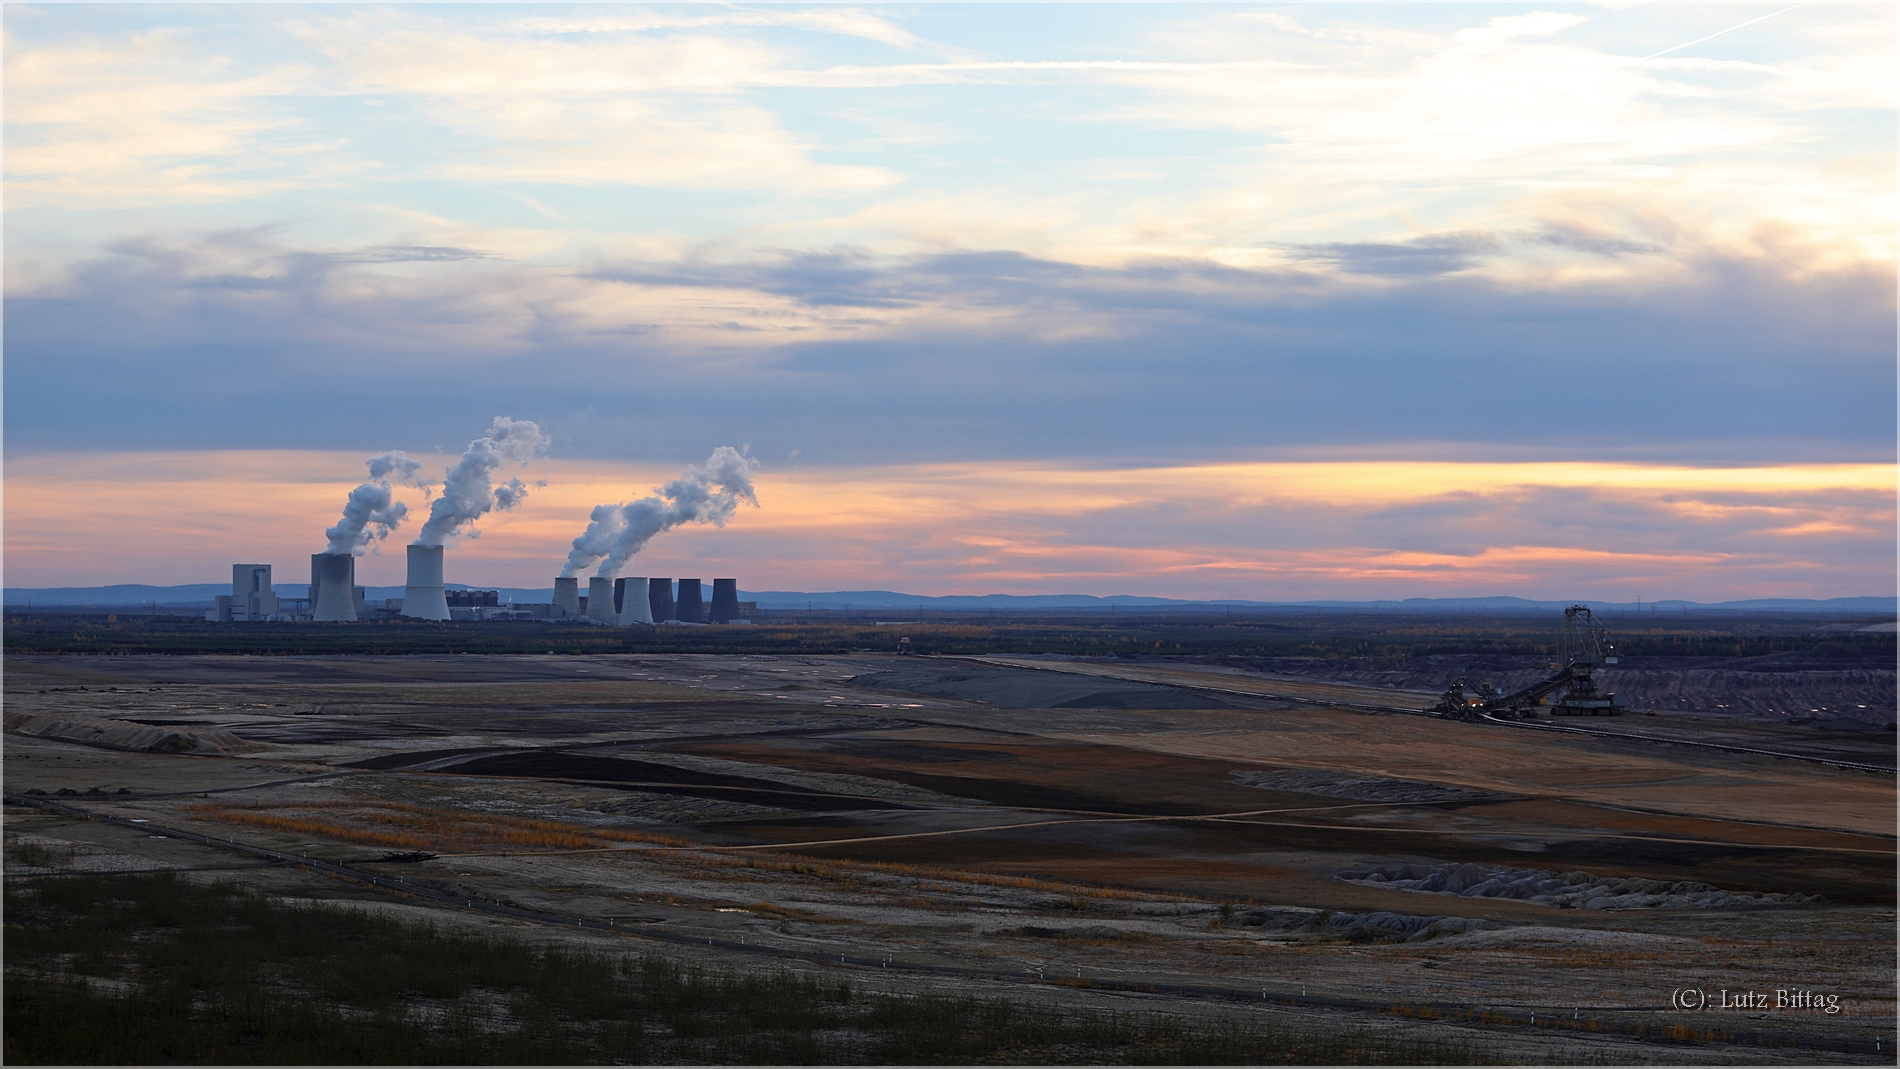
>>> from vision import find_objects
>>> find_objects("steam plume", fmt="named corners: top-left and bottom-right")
top-left (415, 417), bottom-right (552, 546)
top-left (324, 450), bottom-right (424, 555)
top-left (562, 447), bottom-right (759, 578)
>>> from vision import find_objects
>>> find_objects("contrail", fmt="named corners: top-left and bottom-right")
top-left (1642, 4), bottom-right (1804, 61)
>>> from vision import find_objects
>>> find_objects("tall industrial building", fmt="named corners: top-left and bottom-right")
top-left (310, 553), bottom-right (359, 622)
top-left (614, 577), bottom-right (654, 624)
top-left (401, 545), bottom-right (451, 620)
top-left (675, 579), bottom-right (703, 623)
top-left (553, 576), bottom-right (582, 616)
top-left (586, 577), bottom-right (615, 623)
top-left (710, 579), bottom-right (739, 624)
top-left (209, 564), bottom-right (280, 622)
top-left (648, 578), bottom-right (675, 623)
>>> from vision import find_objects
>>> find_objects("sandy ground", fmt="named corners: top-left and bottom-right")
top-left (5, 651), bottom-right (1892, 1064)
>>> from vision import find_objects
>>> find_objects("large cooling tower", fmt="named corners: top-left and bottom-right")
top-left (648, 578), bottom-right (674, 623)
top-left (553, 576), bottom-right (581, 616)
top-left (676, 578), bottom-right (703, 623)
top-left (615, 577), bottom-right (653, 624)
top-left (311, 553), bottom-right (358, 622)
top-left (710, 579), bottom-right (739, 624)
top-left (587, 577), bottom-right (616, 623)
top-left (401, 545), bottom-right (450, 620)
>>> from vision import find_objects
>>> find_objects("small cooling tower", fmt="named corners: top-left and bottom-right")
top-left (553, 576), bottom-right (581, 616)
top-left (615, 577), bottom-right (654, 624)
top-left (311, 553), bottom-right (358, 622)
top-left (401, 545), bottom-right (451, 620)
top-left (710, 579), bottom-right (738, 624)
top-left (676, 579), bottom-right (703, 623)
top-left (648, 578), bottom-right (674, 623)
top-left (587, 577), bottom-right (616, 623)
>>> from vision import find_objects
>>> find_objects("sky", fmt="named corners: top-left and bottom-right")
top-left (4, 2), bottom-right (1894, 599)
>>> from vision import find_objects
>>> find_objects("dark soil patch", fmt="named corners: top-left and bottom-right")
top-left (440, 751), bottom-right (901, 812)
top-left (849, 666), bottom-right (1252, 710)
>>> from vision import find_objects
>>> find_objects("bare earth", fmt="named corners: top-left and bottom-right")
top-left (5, 651), bottom-right (1893, 1064)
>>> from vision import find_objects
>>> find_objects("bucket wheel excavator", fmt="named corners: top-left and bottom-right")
top-left (1436, 605), bottom-right (1629, 720)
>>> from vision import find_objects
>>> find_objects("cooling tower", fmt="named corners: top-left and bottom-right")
top-left (676, 578), bottom-right (703, 623)
top-left (710, 579), bottom-right (739, 624)
top-left (401, 545), bottom-right (450, 620)
top-left (587, 577), bottom-right (616, 623)
top-left (311, 553), bottom-right (358, 622)
top-left (553, 576), bottom-right (581, 616)
top-left (615, 577), bottom-right (653, 624)
top-left (648, 578), bottom-right (674, 623)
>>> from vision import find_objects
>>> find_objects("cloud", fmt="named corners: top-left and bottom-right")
top-left (508, 8), bottom-right (920, 50)
top-left (3, 27), bottom-right (333, 208)
top-left (280, 12), bottom-right (896, 193)
top-left (5, 451), bottom-right (1890, 601)
top-left (6, 226), bottom-right (1891, 471)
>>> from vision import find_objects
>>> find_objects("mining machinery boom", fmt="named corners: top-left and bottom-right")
top-left (1436, 605), bottom-right (1629, 720)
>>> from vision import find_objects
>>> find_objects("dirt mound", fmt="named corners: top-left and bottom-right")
top-left (1230, 769), bottom-right (1500, 804)
top-left (1227, 907), bottom-right (1499, 941)
top-left (1224, 653), bottom-right (1895, 724)
top-left (4, 712), bottom-right (251, 755)
top-left (1012, 924), bottom-right (1131, 940)
top-left (1338, 861), bottom-right (1819, 910)
top-left (849, 667), bottom-right (1248, 710)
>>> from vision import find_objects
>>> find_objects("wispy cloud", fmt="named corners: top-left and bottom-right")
top-left (3, 4), bottom-right (1891, 596)
top-left (5, 451), bottom-right (1889, 600)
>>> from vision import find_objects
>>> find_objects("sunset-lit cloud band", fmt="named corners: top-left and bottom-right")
top-left (4, 5), bottom-right (1893, 596)
top-left (6, 451), bottom-right (1889, 601)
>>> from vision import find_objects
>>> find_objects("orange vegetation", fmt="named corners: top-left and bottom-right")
top-left (186, 800), bottom-right (687, 854)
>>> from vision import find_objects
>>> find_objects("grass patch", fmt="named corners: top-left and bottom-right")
top-left (5, 872), bottom-right (1497, 1065)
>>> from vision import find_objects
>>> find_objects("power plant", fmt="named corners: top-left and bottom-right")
top-left (310, 553), bottom-right (361, 622)
top-left (401, 545), bottom-right (451, 621)
top-left (213, 561), bottom-right (748, 627)
top-left (205, 429), bottom-right (759, 626)
top-left (553, 576), bottom-right (582, 616)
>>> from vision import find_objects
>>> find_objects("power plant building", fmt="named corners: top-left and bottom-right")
top-left (208, 559), bottom-right (745, 626)
top-left (614, 577), bottom-right (654, 624)
top-left (401, 545), bottom-right (451, 620)
top-left (710, 579), bottom-right (739, 624)
top-left (208, 564), bottom-right (281, 622)
top-left (310, 553), bottom-right (361, 622)
top-left (676, 578), bottom-right (703, 623)
top-left (648, 578), bottom-right (675, 623)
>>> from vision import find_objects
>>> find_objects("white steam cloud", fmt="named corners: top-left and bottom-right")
top-left (323, 450), bottom-right (424, 555)
top-left (562, 447), bottom-right (760, 578)
top-left (414, 417), bottom-right (552, 547)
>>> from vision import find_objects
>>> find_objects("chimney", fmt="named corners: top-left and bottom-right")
top-left (710, 579), bottom-right (738, 624)
top-left (311, 553), bottom-right (358, 622)
top-left (648, 578), bottom-right (674, 623)
top-left (615, 577), bottom-right (654, 624)
top-left (553, 576), bottom-right (581, 616)
top-left (401, 545), bottom-right (450, 620)
top-left (587, 577), bottom-right (616, 623)
top-left (676, 579), bottom-right (703, 623)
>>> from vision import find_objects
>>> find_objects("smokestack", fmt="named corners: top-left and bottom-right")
top-left (401, 545), bottom-right (450, 620)
top-left (553, 576), bottom-right (581, 616)
top-left (710, 579), bottom-right (739, 624)
top-left (416, 417), bottom-right (551, 547)
top-left (648, 578), bottom-right (674, 623)
top-left (560, 447), bottom-right (759, 579)
top-left (587, 578), bottom-right (615, 623)
top-left (311, 553), bottom-right (358, 622)
top-left (676, 579), bottom-right (703, 623)
top-left (615, 578), bottom-right (654, 624)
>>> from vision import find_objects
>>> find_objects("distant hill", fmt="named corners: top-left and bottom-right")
top-left (7, 583), bottom-right (1890, 616)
